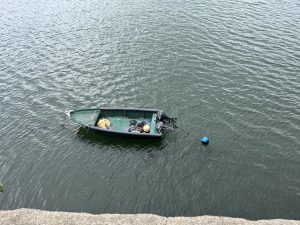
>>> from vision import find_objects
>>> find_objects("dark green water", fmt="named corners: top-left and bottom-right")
top-left (1, 0), bottom-right (300, 220)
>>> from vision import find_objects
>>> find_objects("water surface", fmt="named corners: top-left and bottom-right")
top-left (0, 0), bottom-right (300, 220)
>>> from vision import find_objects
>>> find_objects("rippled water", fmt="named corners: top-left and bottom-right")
top-left (1, 0), bottom-right (300, 220)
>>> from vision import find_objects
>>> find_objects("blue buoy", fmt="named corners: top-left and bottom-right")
top-left (201, 137), bottom-right (209, 144)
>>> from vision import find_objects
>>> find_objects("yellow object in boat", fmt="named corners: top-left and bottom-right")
top-left (97, 118), bottom-right (111, 129)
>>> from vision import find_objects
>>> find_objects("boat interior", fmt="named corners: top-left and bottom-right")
top-left (95, 109), bottom-right (159, 134)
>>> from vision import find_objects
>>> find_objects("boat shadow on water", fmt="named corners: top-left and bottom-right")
top-left (75, 126), bottom-right (168, 152)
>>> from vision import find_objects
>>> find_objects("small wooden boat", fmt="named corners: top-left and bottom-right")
top-left (65, 108), bottom-right (176, 139)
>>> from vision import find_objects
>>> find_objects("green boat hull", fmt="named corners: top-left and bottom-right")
top-left (66, 108), bottom-right (163, 139)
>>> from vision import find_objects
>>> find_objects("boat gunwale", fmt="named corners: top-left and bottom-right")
top-left (88, 126), bottom-right (162, 138)
top-left (98, 107), bottom-right (161, 112)
top-left (65, 108), bottom-right (161, 116)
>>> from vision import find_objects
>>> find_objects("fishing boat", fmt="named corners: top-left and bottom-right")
top-left (65, 108), bottom-right (177, 139)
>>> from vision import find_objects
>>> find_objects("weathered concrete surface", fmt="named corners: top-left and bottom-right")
top-left (0, 209), bottom-right (299, 225)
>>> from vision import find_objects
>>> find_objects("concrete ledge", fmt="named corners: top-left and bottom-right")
top-left (0, 209), bottom-right (299, 225)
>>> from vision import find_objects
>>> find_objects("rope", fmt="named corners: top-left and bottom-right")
top-left (59, 123), bottom-right (79, 134)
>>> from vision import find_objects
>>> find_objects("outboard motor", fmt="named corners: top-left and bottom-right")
top-left (156, 110), bottom-right (166, 121)
top-left (156, 121), bottom-right (176, 133)
top-left (156, 121), bottom-right (165, 133)
top-left (156, 110), bottom-right (177, 133)
top-left (156, 110), bottom-right (177, 125)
